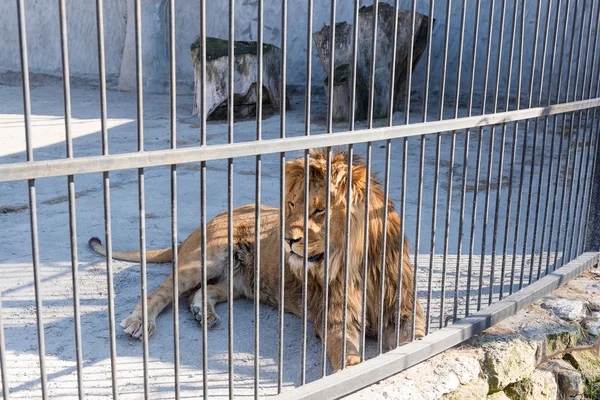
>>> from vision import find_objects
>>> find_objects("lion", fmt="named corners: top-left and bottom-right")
top-left (89, 149), bottom-right (425, 371)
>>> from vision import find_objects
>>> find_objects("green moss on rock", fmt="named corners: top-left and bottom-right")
top-left (545, 329), bottom-right (580, 354)
top-left (504, 370), bottom-right (557, 400)
top-left (482, 337), bottom-right (537, 392)
top-left (191, 37), bottom-right (277, 63)
top-left (564, 350), bottom-right (600, 382)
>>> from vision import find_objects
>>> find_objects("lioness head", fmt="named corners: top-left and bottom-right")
top-left (284, 149), bottom-right (372, 281)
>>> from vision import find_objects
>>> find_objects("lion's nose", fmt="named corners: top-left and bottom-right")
top-left (285, 237), bottom-right (301, 247)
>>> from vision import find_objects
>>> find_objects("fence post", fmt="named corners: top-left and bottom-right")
top-left (585, 117), bottom-right (600, 252)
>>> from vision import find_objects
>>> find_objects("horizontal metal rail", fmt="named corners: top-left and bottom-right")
top-left (272, 251), bottom-right (600, 400)
top-left (2, 97), bottom-right (600, 183)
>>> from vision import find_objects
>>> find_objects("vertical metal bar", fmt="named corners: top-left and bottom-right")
top-left (133, 0), bottom-right (149, 397)
top-left (426, 131), bottom-right (441, 331)
top-left (254, 0), bottom-right (263, 395)
top-left (477, 0), bottom-right (500, 312)
top-left (378, 142), bottom-right (391, 353)
top-left (413, 133), bottom-right (424, 336)
top-left (527, 0), bottom-right (556, 284)
top-left (545, 0), bottom-right (571, 273)
top-left (460, 0), bottom-right (482, 317)
top-left (322, 0), bottom-right (336, 374)
top-left (361, 146), bottom-right (373, 351)
top-left (402, 0), bottom-right (416, 344)
top-left (535, 0), bottom-right (561, 280)
top-left (427, 0), bottom-right (451, 333)
top-left (519, 0), bottom-right (544, 289)
top-left (388, 0), bottom-right (398, 126)
top-left (367, 0), bottom-right (389, 356)
top-left (440, 0), bottom-right (462, 328)
top-left (57, 0), bottom-right (84, 396)
top-left (227, 0), bottom-right (235, 396)
top-left (507, 0), bottom-right (528, 297)
top-left (553, 0), bottom-right (581, 270)
top-left (367, 0), bottom-right (378, 130)
top-left (345, 0), bottom-right (358, 361)
top-left (395, 139), bottom-right (407, 345)
top-left (575, 1), bottom-right (600, 256)
top-left (197, 1), bottom-right (209, 398)
top-left (566, 1), bottom-right (594, 261)
top-left (361, 0), bottom-right (378, 363)
top-left (466, 0), bottom-right (494, 314)
top-left (556, 0), bottom-right (587, 267)
top-left (300, 0), bottom-right (312, 384)
top-left (422, 0), bottom-right (434, 124)
top-left (565, 0), bottom-right (594, 258)
top-left (413, 0), bottom-right (431, 336)
top-left (95, 0), bottom-right (118, 396)
top-left (349, 0), bottom-right (360, 132)
top-left (277, 0), bottom-right (286, 391)
top-left (492, 0), bottom-right (518, 303)
top-left (386, 0), bottom-right (403, 345)
top-left (0, 297), bottom-right (8, 400)
top-left (362, 0), bottom-right (380, 354)
top-left (16, 0), bottom-right (47, 396)
top-left (168, 0), bottom-right (180, 397)
top-left (342, 146), bottom-right (354, 362)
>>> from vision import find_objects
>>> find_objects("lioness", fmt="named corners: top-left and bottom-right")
top-left (89, 149), bottom-right (425, 370)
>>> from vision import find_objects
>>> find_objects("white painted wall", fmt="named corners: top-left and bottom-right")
top-left (0, 0), bottom-right (587, 105)
top-left (0, 0), bottom-right (127, 80)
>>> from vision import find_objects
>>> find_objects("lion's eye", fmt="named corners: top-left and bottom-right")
top-left (312, 208), bottom-right (325, 216)
top-left (287, 201), bottom-right (295, 209)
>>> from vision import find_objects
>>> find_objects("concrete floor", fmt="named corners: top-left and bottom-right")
top-left (0, 80), bottom-right (586, 398)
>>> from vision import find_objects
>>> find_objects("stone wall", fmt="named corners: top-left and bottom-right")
top-left (348, 267), bottom-right (600, 400)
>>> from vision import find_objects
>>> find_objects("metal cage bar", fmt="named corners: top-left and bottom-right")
top-left (94, 0), bottom-right (119, 396)
top-left (168, 0), bottom-right (181, 397)
top-left (15, 0), bottom-right (49, 398)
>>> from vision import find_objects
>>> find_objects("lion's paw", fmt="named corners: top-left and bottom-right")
top-left (190, 303), bottom-right (221, 329)
top-left (346, 354), bottom-right (361, 367)
top-left (120, 313), bottom-right (156, 339)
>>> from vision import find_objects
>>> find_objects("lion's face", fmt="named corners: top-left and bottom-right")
top-left (283, 150), bottom-right (367, 280)
top-left (284, 181), bottom-right (329, 273)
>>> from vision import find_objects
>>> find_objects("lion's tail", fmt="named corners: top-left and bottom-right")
top-left (88, 237), bottom-right (180, 263)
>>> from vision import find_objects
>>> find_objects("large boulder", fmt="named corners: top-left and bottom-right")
top-left (313, 2), bottom-right (432, 121)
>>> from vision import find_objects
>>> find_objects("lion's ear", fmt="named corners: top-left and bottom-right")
top-left (331, 162), bottom-right (368, 205)
top-left (350, 165), bottom-right (368, 202)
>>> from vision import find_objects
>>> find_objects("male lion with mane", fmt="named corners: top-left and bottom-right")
top-left (89, 149), bottom-right (425, 371)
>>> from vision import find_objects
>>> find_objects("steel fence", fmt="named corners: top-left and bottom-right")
top-left (1, 0), bottom-right (600, 399)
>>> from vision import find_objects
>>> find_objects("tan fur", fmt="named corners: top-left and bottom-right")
top-left (89, 149), bottom-right (425, 371)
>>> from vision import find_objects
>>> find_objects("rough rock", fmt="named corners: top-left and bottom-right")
top-left (441, 378), bottom-right (489, 400)
top-left (543, 327), bottom-right (580, 356)
top-left (191, 37), bottom-right (288, 120)
top-left (541, 298), bottom-right (588, 322)
top-left (312, 2), bottom-right (432, 121)
top-left (481, 337), bottom-right (538, 392)
top-left (584, 312), bottom-right (600, 336)
top-left (589, 293), bottom-right (600, 312)
top-left (345, 350), bottom-right (482, 400)
top-left (543, 360), bottom-right (585, 397)
top-left (486, 392), bottom-right (511, 400)
top-left (504, 370), bottom-right (557, 400)
top-left (563, 350), bottom-right (600, 382)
